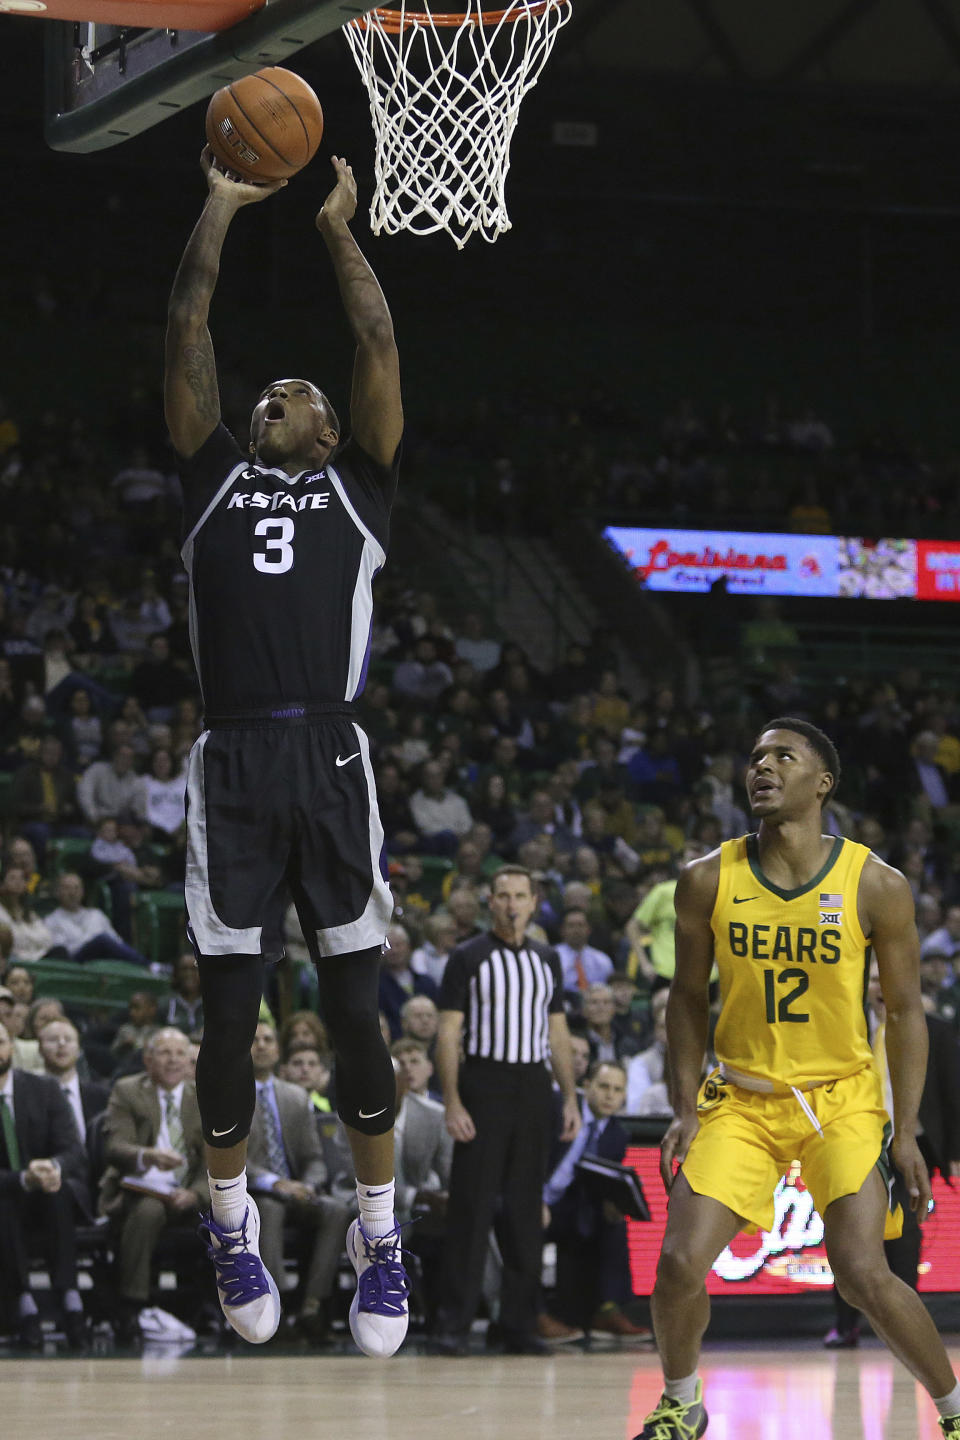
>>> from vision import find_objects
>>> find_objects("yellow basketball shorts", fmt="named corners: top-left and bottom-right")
top-left (681, 1064), bottom-right (903, 1240)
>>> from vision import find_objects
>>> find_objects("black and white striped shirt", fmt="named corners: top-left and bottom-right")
top-left (439, 932), bottom-right (564, 1065)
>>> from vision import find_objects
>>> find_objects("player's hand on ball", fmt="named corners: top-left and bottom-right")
top-left (317, 156), bottom-right (358, 229)
top-left (201, 147), bottom-right (286, 206)
top-left (659, 1113), bottom-right (700, 1194)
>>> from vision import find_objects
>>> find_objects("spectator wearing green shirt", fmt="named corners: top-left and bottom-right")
top-left (627, 878), bottom-right (680, 982)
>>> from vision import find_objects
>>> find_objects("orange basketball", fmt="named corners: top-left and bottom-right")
top-left (205, 66), bottom-right (323, 183)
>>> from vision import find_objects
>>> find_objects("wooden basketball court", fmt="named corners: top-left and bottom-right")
top-left (4, 1340), bottom-right (958, 1439)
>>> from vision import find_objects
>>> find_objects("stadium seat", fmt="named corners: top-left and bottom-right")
top-left (45, 836), bottom-right (93, 876)
top-left (417, 854), bottom-right (453, 905)
top-left (131, 890), bottom-right (187, 969)
top-left (18, 956), bottom-right (167, 1011)
top-left (0, 771), bottom-right (14, 827)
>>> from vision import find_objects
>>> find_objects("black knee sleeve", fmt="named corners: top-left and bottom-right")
top-left (314, 946), bottom-right (396, 1136)
top-left (195, 953), bottom-right (265, 1148)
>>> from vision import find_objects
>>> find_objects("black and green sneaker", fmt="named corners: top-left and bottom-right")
top-left (939, 1415), bottom-right (960, 1435)
top-left (633, 1380), bottom-right (708, 1440)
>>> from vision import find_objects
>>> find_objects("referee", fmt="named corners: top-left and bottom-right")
top-left (164, 151), bottom-right (407, 1358)
top-left (434, 865), bottom-right (580, 1354)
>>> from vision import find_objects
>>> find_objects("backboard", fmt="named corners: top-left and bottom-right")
top-left (39, 0), bottom-right (378, 152)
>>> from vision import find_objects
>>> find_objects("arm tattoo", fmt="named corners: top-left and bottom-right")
top-left (182, 342), bottom-right (219, 423)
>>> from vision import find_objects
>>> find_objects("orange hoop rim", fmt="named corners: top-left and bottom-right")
top-left (353, 1), bottom-right (564, 31)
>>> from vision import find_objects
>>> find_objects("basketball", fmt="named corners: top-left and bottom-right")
top-left (205, 66), bottom-right (323, 184)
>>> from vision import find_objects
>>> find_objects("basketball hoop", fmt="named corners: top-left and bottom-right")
top-left (343, 0), bottom-right (572, 248)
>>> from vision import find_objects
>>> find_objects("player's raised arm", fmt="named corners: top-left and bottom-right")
top-left (861, 855), bottom-right (932, 1216)
top-left (659, 852), bottom-right (719, 1191)
top-left (165, 150), bottom-right (285, 459)
top-left (315, 157), bottom-right (403, 469)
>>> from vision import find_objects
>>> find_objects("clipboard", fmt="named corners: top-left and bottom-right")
top-left (120, 1165), bottom-right (178, 1199)
top-left (575, 1155), bottom-right (652, 1222)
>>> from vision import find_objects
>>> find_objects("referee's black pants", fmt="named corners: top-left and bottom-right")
top-left (438, 1059), bottom-right (552, 1340)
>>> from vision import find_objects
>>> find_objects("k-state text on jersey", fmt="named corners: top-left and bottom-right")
top-left (227, 490), bottom-right (331, 512)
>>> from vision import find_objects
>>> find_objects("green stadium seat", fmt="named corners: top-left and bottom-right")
top-left (417, 854), bottom-right (453, 905)
top-left (96, 666), bottom-right (133, 695)
top-left (46, 836), bottom-right (93, 877)
top-left (132, 890), bottom-right (187, 969)
top-left (18, 957), bottom-right (108, 1013)
top-left (18, 955), bottom-right (167, 1014)
top-left (84, 959), bottom-right (168, 1005)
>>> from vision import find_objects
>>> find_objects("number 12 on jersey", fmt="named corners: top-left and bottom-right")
top-left (253, 518), bottom-right (295, 574)
top-left (764, 967), bottom-right (810, 1024)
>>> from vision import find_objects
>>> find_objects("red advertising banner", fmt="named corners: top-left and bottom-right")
top-left (916, 541), bottom-right (960, 602)
top-left (626, 1145), bottom-right (960, 1296)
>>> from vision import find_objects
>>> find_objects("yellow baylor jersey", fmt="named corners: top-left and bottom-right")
top-left (711, 834), bottom-right (874, 1089)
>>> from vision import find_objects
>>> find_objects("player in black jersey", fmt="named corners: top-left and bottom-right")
top-left (164, 150), bottom-right (408, 1356)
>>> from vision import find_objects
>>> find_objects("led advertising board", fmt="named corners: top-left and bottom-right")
top-left (625, 1146), bottom-right (960, 1296)
top-left (604, 527), bottom-right (957, 600)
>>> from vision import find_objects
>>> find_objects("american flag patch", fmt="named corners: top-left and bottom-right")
top-left (820, 892), bottom-right (843, 907)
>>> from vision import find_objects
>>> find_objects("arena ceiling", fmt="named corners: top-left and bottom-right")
top-left (4, 0), bottom-right (960, 211)
top-left (558, 0), bottom-right (960, 90)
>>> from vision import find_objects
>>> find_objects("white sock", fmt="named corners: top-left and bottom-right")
top-left (209, 1171), bottom-right (249, 1232)
top-left (62, 1289), bottom-right (83, 1314)
top-left (18, 1293), bottom-right (38, 1319)
top-left (663, 1371), bottom-right (700, 1406)
top-left (356, 1179), bottom-right (396, 1240)
top-left (934, 1381), bottom-right (960, 1419)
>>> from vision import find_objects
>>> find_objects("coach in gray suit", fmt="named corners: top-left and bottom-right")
top-left (99, 1027), bottom-right (208, 1326)
top-left (248, 1023), bottom-right (352, 1342)
top-left (393, 1082), bottom-right (453, 1330)
top-left (395, 1088), bottom-right (453, 1224)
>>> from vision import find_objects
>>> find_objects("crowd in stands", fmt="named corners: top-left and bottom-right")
top-left (413, 388), bottom-right (960, 539)
top-left (1, 393), bottom-right (959, 1353)
top-left (5, 383), bottom-right (960, 566)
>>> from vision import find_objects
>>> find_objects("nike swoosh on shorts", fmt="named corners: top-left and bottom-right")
top-left (358, 1106), bottom-right (388, 1120)
top-left (336, 752), bottom-right (361, 767)
top-left (212, 1125), bottom-right (238, 1137)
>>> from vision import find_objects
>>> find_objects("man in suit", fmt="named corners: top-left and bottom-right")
top-left (392, 1038), bottom-right (442, 1102)
top-left (282, 1041), bottom-right (352, 1194)
top-left (393, 1066), bottom-right (453, 1331)
top-left (0, 1018), bottom-right (88, 1348)
top-left (555, 908), bottom-right (615, 999)
top-left (247, 1022), bottom-right (353, 1344)
top-left (911, 730), bottom-right (960, 816)
top-left (98, 1026), bottom-right (209, 1339)
top-left (37, 1017), bottom-right (109, 1221)
top-left (379, 923), bottom-right (439, 1041)
top-left (539, 1060), bottom-right (649, 1343)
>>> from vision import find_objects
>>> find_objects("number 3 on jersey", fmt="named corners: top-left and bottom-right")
top-left (253, 518), bottom-right (295, 574)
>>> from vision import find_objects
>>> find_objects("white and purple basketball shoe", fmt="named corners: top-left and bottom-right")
top-left (346, 1218), bottom-right (410, 1358)
top-left (199, 1200), bottom-right (281, 1344)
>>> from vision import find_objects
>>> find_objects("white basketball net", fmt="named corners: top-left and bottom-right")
top-left (344, 1), bottom-right (572, 248)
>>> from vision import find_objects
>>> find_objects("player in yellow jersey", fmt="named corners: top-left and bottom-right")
top-left (633, 717), bottom-right (960, 1440)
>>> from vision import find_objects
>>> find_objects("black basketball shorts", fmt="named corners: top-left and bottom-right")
top-left (184, 716), bottom-right (392, 959)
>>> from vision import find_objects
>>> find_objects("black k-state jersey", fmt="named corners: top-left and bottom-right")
top-left (178, 423), bottom-right (399, 717)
